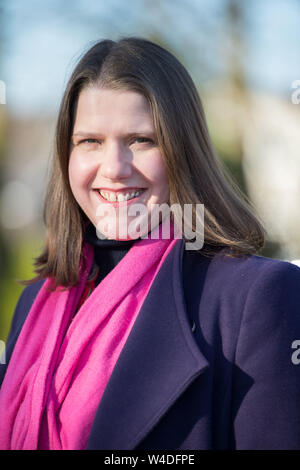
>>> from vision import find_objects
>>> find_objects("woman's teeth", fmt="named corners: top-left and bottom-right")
top-left (99, 189), bottom-right (144, 202)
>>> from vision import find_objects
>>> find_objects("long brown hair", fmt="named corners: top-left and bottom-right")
top-left (20, 36), bottom-right (265, 291)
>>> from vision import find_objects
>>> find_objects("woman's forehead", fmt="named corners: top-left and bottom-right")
top-left (73, 87), bottom-right (155, 134)
top-left (77, 87), bottom-right (150, 114)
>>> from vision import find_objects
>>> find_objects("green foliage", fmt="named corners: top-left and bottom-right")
top-left (0, 235), bottom-right (41, 342)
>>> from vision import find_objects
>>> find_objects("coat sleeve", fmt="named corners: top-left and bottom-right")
top-left (231, 260), bottom-right (300, 450)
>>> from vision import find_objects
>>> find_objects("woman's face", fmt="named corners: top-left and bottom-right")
top-left (68, 86), bottom-right (170, 239)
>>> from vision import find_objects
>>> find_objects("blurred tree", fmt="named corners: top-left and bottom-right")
top-left (216, 0), bottom-right (280, 257)
top-left (0, 0), bottom-right (12, 340)
top-left (216, 0), bottom-right (249, 191)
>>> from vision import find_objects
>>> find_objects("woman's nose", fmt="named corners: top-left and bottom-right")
top-left (99, 141), bottom-right (132, 180)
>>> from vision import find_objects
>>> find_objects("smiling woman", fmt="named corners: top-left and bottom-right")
top-left (0, 36), bottom-right (300, 451)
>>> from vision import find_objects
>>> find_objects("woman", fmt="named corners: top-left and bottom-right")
top-left (0, 36), bottom-right (300, 450)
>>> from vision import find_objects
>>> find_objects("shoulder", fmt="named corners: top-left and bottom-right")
top-left (184, 247), bottom-right (300, 299)
top-left (183, 248), bottom-right (300, 340)
top-left (0, 279), bottom-right (46, 386)
top-left (7, 279), bottom-right (46, 339)
top-left (211, 251), bottom-right (300, 306)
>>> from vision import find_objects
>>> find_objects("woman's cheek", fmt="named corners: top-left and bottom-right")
top-left (140, 152), bottom-right (167, 182)
top-left (69, 151), bottom-right (92, 191)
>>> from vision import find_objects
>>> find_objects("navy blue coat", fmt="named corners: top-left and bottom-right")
top-left (1, 239), bottom-right (300, 450)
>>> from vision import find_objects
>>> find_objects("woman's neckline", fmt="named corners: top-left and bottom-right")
top-left (84, 223), bottom-right (139, 249)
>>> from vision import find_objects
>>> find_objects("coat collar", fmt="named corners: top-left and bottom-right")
top-left (86, 238), bottom-right (209, 450)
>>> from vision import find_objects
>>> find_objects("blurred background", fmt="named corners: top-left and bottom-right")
top-left (0, 0), bottom-right (300, 341)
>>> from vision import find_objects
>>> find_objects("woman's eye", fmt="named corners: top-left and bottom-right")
top-left (132, 137), bottom-right (153, 145)
top-left (80, 139), bottom-right (100, 145)
top-left (76, 137), bottom-right (154, 146)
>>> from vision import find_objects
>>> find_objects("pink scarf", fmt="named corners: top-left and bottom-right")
top-left (0, 221), bottom-right (178, 450)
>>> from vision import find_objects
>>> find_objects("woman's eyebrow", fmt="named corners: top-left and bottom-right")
top-left (72, 130), bottom-right (156, 138)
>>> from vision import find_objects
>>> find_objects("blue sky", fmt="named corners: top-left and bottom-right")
top-left (246, 0), bottom-right (300, 95)
top-left (1, 0), bottom-right (299, 116)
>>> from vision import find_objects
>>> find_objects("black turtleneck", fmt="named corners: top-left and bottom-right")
top-left (84, 223), bottom-right (138, 286)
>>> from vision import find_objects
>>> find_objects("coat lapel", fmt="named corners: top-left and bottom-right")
top-left (86, 238), bottom-right (209, 450)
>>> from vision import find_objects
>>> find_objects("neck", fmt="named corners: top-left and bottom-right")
top-left (84, 223), bottom-right (139, 249)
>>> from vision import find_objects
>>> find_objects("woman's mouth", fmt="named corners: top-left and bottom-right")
top-left (95, 188), bottom-right (147, 207)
